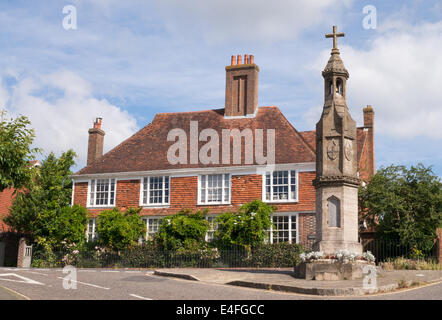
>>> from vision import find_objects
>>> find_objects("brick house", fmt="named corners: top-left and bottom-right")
top-left (71, 55), bottom-right (375, 248)
top-left (0, 160), bottom-right (40, 266)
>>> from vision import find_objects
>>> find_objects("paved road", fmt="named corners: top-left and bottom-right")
top-left (0, 267), bottom-right (441, 300)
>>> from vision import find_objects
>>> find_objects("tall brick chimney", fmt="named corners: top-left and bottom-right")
top-left (363, 105), bottom-right (375, 176)
top-left (87, 118), bottom-right (105, 165)
top-left (224, 54), bottom-right (259, 117)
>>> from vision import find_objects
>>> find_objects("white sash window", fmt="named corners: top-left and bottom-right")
top-left (141, 176), bottom-right (170, 206)
top-left (198, 174), bottom-right (231, 205)
top-left (263, 170), bottom-right (298, 202)
top-left (89, 179), bottom-right (116, 207)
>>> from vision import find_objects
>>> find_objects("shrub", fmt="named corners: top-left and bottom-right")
top-left (154, 209), bottom-right (210, 250)
top-left (96, 207), bottom-right (145, 251)
top-left (248, 243), bottom-right (304, 267)
top-left (215, 199), bottom-right (274, 248)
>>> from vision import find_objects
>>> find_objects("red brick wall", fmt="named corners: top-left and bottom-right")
top-left (73, 171), bottom-right (317, 239)
top-left (358, 137), bottom-right (371, 183)
top-left (298, 212), bottom-right (316, 250)
top-left (73, 182), bottom-right (88, 206)
top-left (116, 179), bottom-right (140, 209)
top-left (0, 187), bottom-right (16, 232)
top-left (170, 176), bottom-right (198, 210)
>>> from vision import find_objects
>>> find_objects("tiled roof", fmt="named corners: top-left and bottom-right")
top-left (76, 106), bottom-right (317, 175)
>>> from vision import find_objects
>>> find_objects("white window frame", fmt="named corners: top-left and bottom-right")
top-left (205, 215), bottom-right (218, 242)
top-left (267, 213), bottom-right (299, 244)
top-left (86, 218), bottom-right (98, 242)
top-left (262, 170), bottom-right (298, 203)
top-left (141, 217), bottom-right (163, 240)
top-left (87, 178), bottom-right (116, 208)
top-left (198, 174), bottom-right (231, 205)
top-left (139, 176), bottom-right (170, 207)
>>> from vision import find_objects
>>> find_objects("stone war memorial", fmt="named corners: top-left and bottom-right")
top-left (294, 26), bottom-right (375, 281)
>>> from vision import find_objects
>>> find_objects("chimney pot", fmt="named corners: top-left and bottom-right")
top-left (237, 54), bottom-right (242, 65)
top-left (231, 55), bottom-right (236, 66)
top-left (244, 54), bottom-right (249, 64)
top-left (250, 55), bottom-right (254, 64)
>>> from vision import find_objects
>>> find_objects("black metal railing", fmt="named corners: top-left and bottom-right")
top-left (31, 243), bottom-right (305, 269)
top-left (362, 239), bottom-right (437, 263)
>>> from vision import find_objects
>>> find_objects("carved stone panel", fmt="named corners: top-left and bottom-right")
top-left (326, 139), bottom-right (339, 161)
top-left (344, 138), bottom-right (353, 161)
top-left (328, 196), bottom-right (341, 227)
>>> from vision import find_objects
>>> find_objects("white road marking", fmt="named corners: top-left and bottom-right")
top-left (56, 277), bottom-right (110, 290)
top-left (0, 273), bottom-right (45, 285)
top-left (23, 271), bottom-right (48, 276)
top-left (416, 274), bottom-right (425, 277)
top-left (78, 270), bottom-right (97, 272)
top-left (124, 271), bottom-right (142, 273)
top-left (130, 294), bottom-right (152, 300)
top-left (102, 270), bottom-right (120, 273)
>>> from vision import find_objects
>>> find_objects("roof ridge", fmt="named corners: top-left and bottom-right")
top-left (155, 106), bottom-right (277, 117)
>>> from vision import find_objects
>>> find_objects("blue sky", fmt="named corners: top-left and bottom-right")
top-left (0, 0), bottom-right (441, 176)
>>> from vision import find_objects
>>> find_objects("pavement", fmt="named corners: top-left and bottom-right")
top-left (0, 267), bottom-right (441, 300)
top-left (154, 267), bottom-right (442, 296)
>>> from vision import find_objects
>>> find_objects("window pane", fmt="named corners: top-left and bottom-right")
top-left (90, 180), bottom-right (95, 206)
top-left (199, 175), bottom-right (230, 204)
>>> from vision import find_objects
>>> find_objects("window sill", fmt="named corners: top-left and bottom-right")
top-left (141, 204), bottom-right (170, 209)
top-left (197, 203), bottom-right (232, 206)
top-left (86, 206), bottom-right (115, 209)
top-left (263, 200), bottom-right (299, 204)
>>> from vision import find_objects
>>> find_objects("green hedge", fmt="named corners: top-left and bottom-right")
top-left (31, 243), bottom-right (304, 268)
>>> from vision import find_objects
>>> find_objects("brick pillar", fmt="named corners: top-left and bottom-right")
top-left (436, 228), bottom-right (442, 264)
top-left (363, 105), bottom-right (375, 176)
top-left (16, 237), bottom-right (26, 268)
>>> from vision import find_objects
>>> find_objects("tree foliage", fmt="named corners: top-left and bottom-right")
top-left (215, 199), bottom-right (274, 248)
top-left (96, 207), bottom-right (146, 251)
top-left (3, 150), bottom-right (85, 247)
top-left (0, 109), bottom-right (40, 192)
top-left (154, 209), bottom-right (210, 250)
top-left (359, 163), bottom-right (442, 251)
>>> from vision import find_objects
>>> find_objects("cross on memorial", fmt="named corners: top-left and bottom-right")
top-left (325, 26), bottom-right (345, 54)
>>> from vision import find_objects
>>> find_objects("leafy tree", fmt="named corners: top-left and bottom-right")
top-left (154, 209), bottom-right (210, 250)
top-left (0, 109), bottom-right (40, 192)
top-left (215, 199), bottom-right (274, 248)
top-left (3, 150), bottom-right (84, 247)
top-left (359, 163), bottom-right (442, 251)
top-left (96, 207), bottom-right (146, 251)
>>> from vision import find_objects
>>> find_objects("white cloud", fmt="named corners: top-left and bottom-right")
top-left (306, 21), bottom-right (442, 139)
top-left (3, 70), bottom-right (138, 170)
top-left (153, 0), bottom-right (353, 43)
